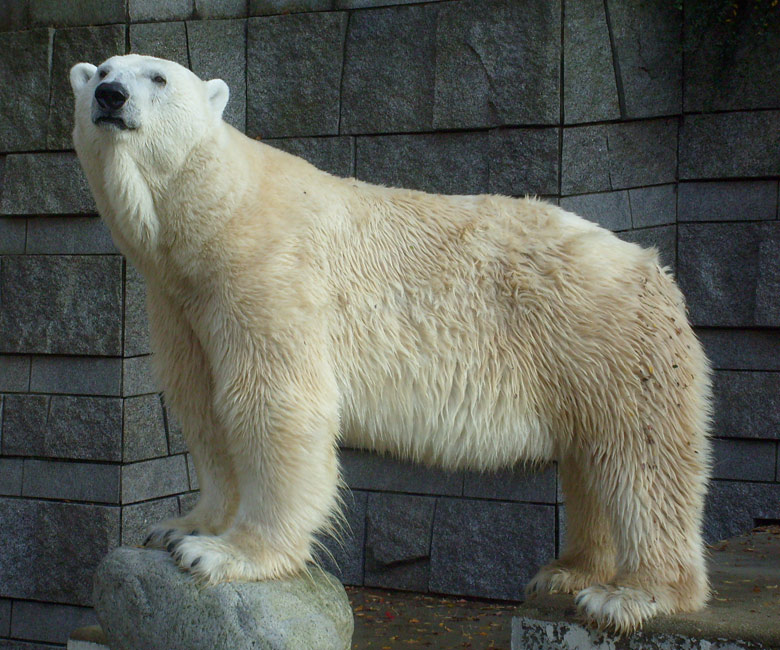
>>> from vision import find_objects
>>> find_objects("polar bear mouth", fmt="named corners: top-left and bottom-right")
top-left (95, 115), bottom-right (134, 130)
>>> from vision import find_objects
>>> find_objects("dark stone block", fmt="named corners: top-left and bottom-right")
top-left (340, 449), bottom-right (462, 496)
top-left (2, 394), bottom-right (123, 461)
top-left (488, 128), bottom-right (559, 197)
top-left (29, 355), bottom-right (121, 396)
top-left (187, 18), bottom-right (246, 131)
top-left (560, 126), bottom-right (610, 195)
top-left (10, 601), bottom-right (97, 645)
top-left (563, 0), bottom-right (620, 123)
top-left (364, 493), bottom-right (435, 591)
top-left (121, 454), bottom-right (189, 503)
top-left (712, 438), bottom-right (776, 482)
top-left (704, 480), bottom-right (780, 543)
top-left (266, 137), bottom-right (354, 178)
top-left (713, 371), bottom-right (780, 441)
top-left (247, 12), bottom-right (347, 138)
top-left (430, 498), bottom-right (555, 600)
top-left (0, 218), bottom-right (26, 254)
top-left (0, 355), bottom-right (30, 392)
top-left (433, 0), bottom-right (560, 129)
top-left (129, 21), bottom-right (189, 67)
top-left (194, 0), bottom-right (247, 18)
top-left (677, 223), bottom-right (780, 327)
top-left (679, 181), bottom-right (778, 222)
top-left (129, 0), bottom-right (194, 22)
top-left (0, 1), bottom-right (30, 31)
top-left (560, 191), bottom-right (631, 232)
top-left (341, 4), bottom-right (437, 134)
top-left (250, 0), bottom-right (334, 14)
top-left (0, 458), bottom-right (22, 496)
top-left (26, 216), bottom-right (116, 254)
top-left (178, 490), bottom-right (199, 515)
top-left (684, 0), bottom-right (780, 112)
top-left (124, 263), bottom-right (151, 357)
top-left (315, 488), bottom-right (366, 586)
top-left (606, 0), bottom-right (682, 118)
top-left (628, 184), bottom-right (677, 228)
top-left (121, 496), bottom-right (180, 545)
top-left (355, 132), bottom-right (488, 195)
top-left (123, 355), bottom-right (158, 397)
top-left (697, 328), bottom-right (780, 371)
top-left (463, 465), bottom-right (556, 503)
top-left (164, 405), bottom-right (187, 455)
top-left (29, 0), bottom-right (125, 27)
top-left (47, 25), bottom-right (127, 150)
top-left (0, 497), bottom-right (120, 605)
top-left (0, 598), bottom-right (8, 637)
top-left (618, 225), bottom-right (677, 274)
top-left (0, 154), bottom-right (95, 215)
top-left (680, 112), bottom-right (780, 179)
top-left (186, 453), bottom-right (197, 489)
top-left (0, 255), bottom-right (122, 355)
top-left (0, 29), bottom-right (51, 152)
top-left (22, 459), bottom-right (120, 503)
top-left (337, 0), bottom-right (421, 6)
top-left (124, 394), bottom-right (168, 462)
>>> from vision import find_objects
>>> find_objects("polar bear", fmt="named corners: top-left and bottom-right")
top-left (70, 55), bottom-right (711, 632)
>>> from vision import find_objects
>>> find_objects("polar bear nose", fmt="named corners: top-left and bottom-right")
top-left (95, 82), bottom-right (129, 111)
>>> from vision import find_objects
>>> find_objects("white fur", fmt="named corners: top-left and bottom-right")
top-left (71, 55), bottom-right (712, 632)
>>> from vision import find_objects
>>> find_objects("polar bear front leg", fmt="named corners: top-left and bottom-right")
top-left (167, 326), bottom-right (341, 584)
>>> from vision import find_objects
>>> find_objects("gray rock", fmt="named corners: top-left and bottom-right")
top-left (47, 25), bottom-right (127, 150)
top-left (560, 125), bottom-right (610, 195)
top-left (433, 0), bottom-right (560, 129)
top-left (0, 355), bottom-right (30, 392)
top-left (1, 394), bottom-right (123, 461)
top-left (29, 356), bottom-right (122, 396)
top-left (704, 480), bottom-right (780, 543)
top-left (355, 132), bottom-right (488, 195)
top-left (563, 0), bottom-right (620, 123)
top-left (680, 111), bottom-right (780, 179)
top-left (9, 601), bottom-right (97, 646)
top-left (26, 217), bottom-right (117, 254)
top-left (247, 12), bottom-right (347, 138)
top-left (250, 0), bottom-right (334, 14)
top-left (628, 184), bottom-right (677, 228)
top-left (755, 239), bottom-right (780, 326)
top-left (341, 4), bottom-right (437, 134)
top-left (164, 405), bottom-right (188, 454)
top-left (713, 371), bottom-right (780, 441)
top-left (364, 493), bottom-right (435, 591)
top-left (0, 29), bottom-right (52, 152)
top-left (122, 355), bottom-right (158, 397)
top-left (678, 181), bottom-right (778, 222)
top-left (0, 598), bottom-right (9, 637)
top-left (0, 1), bottom-right (30, 30)
top-left (29, 0), bottom-right (125, 27)
top-left (266, 137), bottom-right (355, 178)
top-left (315, 488), bottom-right (367, 585)
top-left (712, 438), bottom-right (776, 482)
top-left (22, 459), bottom-right (120, 503)
top-left (0, 458), bottom-right (23, 496)
top-left (430, 498), bottom-right (556, 600)
top-left (0, 218), bottom-right (26, 254)
top-left (697, 328), bottom-right (780, 371)
top-left (123, 394), bottom-right (168, 462)
top-left (0, 153), bottom-right (95, 215)
top-left (186, 453), bottom-right (198, 489)
top-left (121, 454), bottom-right (189, 503)
top-left (94, 546), bottom-right (354, 650)
top-left (605, 0), bottom-right (682, 118)
top-left (463, 465), bottom-right (557, 503)
top-left (618, 225), bottom-right (677, 274)
top-left (187, 19), bottom-right (247, 131)
top-left (337, 0), bottom-right (420, 6)
top-left (129, 21), bottom-right (189, 67)
top-left (560, 191), bottom-right (631, 231)
top-left (194, 0), bottom-right (247, 18)
top-left (488, 128), bottom-right (559, 197)
top-left (0, 497), bottom-right (120, 605)
top-left (340, 448), bottom-right (462, 496)
top-left (0, 255), bottom-right (122, 355)
top-left (121, 496), bottom-right (180, 545)
top-left (129, 0), bottom-right (194, 22)
top-left (179, 490), bottom-right (200, 515)
top-left (124, 263), bottom-right (151, 357)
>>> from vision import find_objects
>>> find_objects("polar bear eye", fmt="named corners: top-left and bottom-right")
top-left (152, 74), bottom-right (167, 86)
top-left (98, 69), bottom-right (107, 79)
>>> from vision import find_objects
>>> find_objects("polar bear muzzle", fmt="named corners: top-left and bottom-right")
top-left (94, 81), bottom-right (133, 130)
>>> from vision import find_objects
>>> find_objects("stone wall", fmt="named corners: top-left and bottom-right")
top-left (0, 0), bottom-right (779, 647)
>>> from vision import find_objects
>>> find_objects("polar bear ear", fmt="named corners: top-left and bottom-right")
top-left (206, 79), bottom-right (230, 121)
top-left (70, 63), bottom-right (97, 94)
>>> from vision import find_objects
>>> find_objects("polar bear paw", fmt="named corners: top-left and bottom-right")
top-left (574, 583), bottom-right (659, 634)
top-left (526, 561), bottom-right (611, 596)
top-left (143, 521), bottom-right (201, 550)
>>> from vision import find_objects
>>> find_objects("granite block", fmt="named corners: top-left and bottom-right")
top-left (250, 0), bottom-right (334, 13)
top-left (629, 184), bottom-right (677, 228)
top-left (129, 21), bottom-right (189, 66)
top-left (0, 458), bottom-right (23, 496)
top-left (618, 224), bottom-right (677, 274)
top-left (129, 0), bottom-right (194, 22)
top-left (463, 465), bottom-right (557, 503)
top-left (0, 598), bottom-right (8, 637)
top-left (121, 454), bottom-right (189, 503)
top-left (122, 355), bottom-right (158, 397)
top-left (679, 180), bottom-right (779, 222)
top-left (121, 495), bottom-right (180, 545)
top-left (488, 128), bottom-right (559, 197)
top-left (0, 1), bottom-right (30, 31)
top-left (315, 488), bottom-right (367, 586)
top-left (124, 263), bottom-right (151, 357)
top-left (178, 490), bottom-right (199, 515)
top-left (712, 371), bottom-right (780, 440)
top-left (0, 355), bottom-right (30, 392)
top-left (560, 191), bottom-right (631, 231)
top-left (29, 356), bottom-right (121, 396)
top-left (712, 438), bottom-right (777, 482)
top-left (697, 328), bottom-right (780, 371)
top-left (10, 601), bottom-right (97, 645)
top-left (164, 404), bottom-right (187, 454)
top-left (704, 480), bottom-right (780, 543)
top-left (186, 452), bottom-right (198, 489)
top-left (29, 0), bottom-right (126, 27)
top-left (25, 217), bottom-right (116, 254)
top-left (123, 393), bottom-right (168, 462)
top-left (0, 218), bottom-right (26, 254)
top-left (194, 0), bottom-right (247, 18)
top-left (22, 459), bottom-right (120, 503)
top-left (266, 137), bottom-right (354, 178)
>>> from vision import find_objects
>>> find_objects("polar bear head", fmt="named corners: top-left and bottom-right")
top-left (69, 54), bottom-right (229, 167)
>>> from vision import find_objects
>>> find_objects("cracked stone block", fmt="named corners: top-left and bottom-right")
top-left (0, 153), bottom-right (95, 215)
top-left (560, 191), bottom-right (631, 232)
top-left (29, 355), bottom-right (121, 396)
top-left (713, 371), bottom-right (780, 441)
top-left (129, 21), bottom-right (189, 66)
top-left (0, 218), bottom-right (26, 254)
top-left (680, 111), bottom-right (780, 179)
top-left (563, 0), bottom-right (620, 123)
top-left (247, 12), bottom-right (347, 138)
top-left (704, 480), bottom-right (780, 543)
top-left (678, 222), bottom-right (780, 327)
top-left (697, 329), bottom-right (780, 372)
top-left (188, 18), bottom-right (246, 131)
top-left (124, 394), bottom-right (168, 462)
top-left (0, 255), bottom-right (122, 355)
top-left (129, 0), bottom-right (194, 22)
top-left (0, 29), bottom-right (51, 152)
top-left (0, 497), bottom-right (120, 605)
top-left (121, 454), bottom-right (189, 503)
top-left (1, 394), bottom-right (123, 461)
top-left (678, 181), bottom-right (778, 222)
top-left (26, 216), bottom-right (117, 254)
top-left (463, 465), bottom-right (557, 503)
top-left (434, 0), bottom-right (560, 129)
top-left (121, 496), bottom-right (180, 545)
top-left (618, 224), bottom-right (677, 275)
top-left (628, 184), bottom-right (677, 228)
top-left (47, 24), bottom-right (127, 149)
top-left (315, 488), bottom-right (367, 585)
top-left (22, 459), bottom-right (120, 503)
top-left (606, 0), bottom-right (682, 118)
top-left (356, 132), bottom-right (488, 196)
top-left (10, 601), bottom-right (97, 645)
top-left (29, 0), bottom-right (125, 27)
top-left (124, 263), bottom-right (151, 357)
top-left (430, 498), bottom-right (555, 600)
top-left (266, 137), bottom-right (354, 178)
top-left (341, 3), bottom-right (437, 134)
top-left (712, 438), bottom-right (776, 482)
top-left (488, 128), bottom-right (559, 197)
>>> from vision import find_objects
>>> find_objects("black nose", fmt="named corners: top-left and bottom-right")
top-left (95, 82), bottom-right (129, 111)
